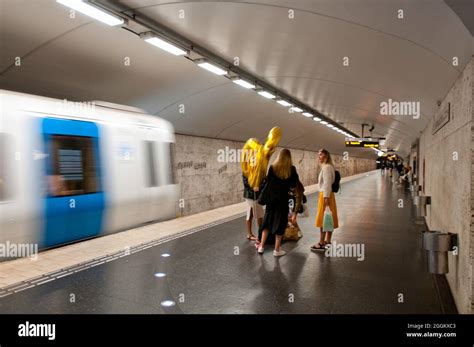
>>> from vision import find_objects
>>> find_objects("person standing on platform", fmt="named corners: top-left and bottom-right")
top-left (311, 149), bottom-right (339, 251)
top-left (257, 149), bottom-right (299, 257)
top-left (243, 174), bottom-right (264, 241)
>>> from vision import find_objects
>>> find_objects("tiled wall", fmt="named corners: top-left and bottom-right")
top-left (471, 60), bottom-right (474, 314)
top-left (172, 134), bottom-right (376, 216)
top-left (419, 58), bottom-right (473, 313)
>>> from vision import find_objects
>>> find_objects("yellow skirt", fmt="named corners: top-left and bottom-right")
top-left (315, 192), bottom-right (339, 229)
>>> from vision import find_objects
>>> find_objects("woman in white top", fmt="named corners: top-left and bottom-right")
top-left (311, 149), bottom-right (339, 251)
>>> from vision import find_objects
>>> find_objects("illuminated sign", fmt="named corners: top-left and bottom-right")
top-left (345, 138), bottom-right (379, 148)
top-left (345, 140), bottom-right (362, 147)
top-left (362, 141), bottom-right (380, 148)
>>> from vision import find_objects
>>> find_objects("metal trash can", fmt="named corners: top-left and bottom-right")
top-left (414, 195), bottom-right (430, 218)
top-left (422, 231), bottom-right (457, 274)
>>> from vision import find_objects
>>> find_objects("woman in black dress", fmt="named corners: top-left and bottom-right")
top-left (257, 149), bottom-right (299, 257)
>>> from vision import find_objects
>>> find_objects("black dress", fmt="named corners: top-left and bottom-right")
top-left (258, 165), bottom-right (299, 243)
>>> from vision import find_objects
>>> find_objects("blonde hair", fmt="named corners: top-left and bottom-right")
top-left (272, 149), bottom-right (293, 179)
top-left (319, 149), bottom-right (334, 166)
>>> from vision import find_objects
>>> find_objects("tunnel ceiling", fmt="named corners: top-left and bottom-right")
top-left (445, 0), bottom-right (474, 37)
top-left (1, 0), bottom-right (473, 159)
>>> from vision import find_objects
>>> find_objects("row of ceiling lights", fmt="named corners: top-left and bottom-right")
top-left (57, 0), bottom-right (358, 139)
top-left (142, 31), bottom-right (357, 137)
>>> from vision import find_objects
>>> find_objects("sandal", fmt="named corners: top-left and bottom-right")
top-left (247, 234), bottom-right (257, 241)
top-left (310, 242), bottom-right (326, 252)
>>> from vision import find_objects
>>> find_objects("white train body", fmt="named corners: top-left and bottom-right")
top-left (0, 90), bottom-right (178, 253)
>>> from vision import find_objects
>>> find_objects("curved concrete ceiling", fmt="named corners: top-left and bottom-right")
top-left (445, 0), bottom-right (474, 37)
top-left (1, 0), bottom-right (473, 158)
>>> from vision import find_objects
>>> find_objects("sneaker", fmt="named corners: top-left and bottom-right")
top-left (273, 250), bottom-right (286, 257)
top-left (257, 246), bottom-right (264, 254)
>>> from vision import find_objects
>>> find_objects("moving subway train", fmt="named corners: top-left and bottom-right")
top-left (0, 90), bottom-right (178, 253)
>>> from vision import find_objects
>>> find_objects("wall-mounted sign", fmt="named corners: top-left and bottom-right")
top-left (432, 102), bottom-right (450, 135)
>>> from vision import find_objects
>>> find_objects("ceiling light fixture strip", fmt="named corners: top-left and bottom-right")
top-left (80, 0), bottom-right (359, 137)
top-left (57, 0), bottom-right (127, 26)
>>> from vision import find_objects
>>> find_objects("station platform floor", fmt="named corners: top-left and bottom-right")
top-left (0, 170), bottom-right (457, 314)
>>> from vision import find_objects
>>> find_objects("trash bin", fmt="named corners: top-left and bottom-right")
top-left (422, 231), bottom-right (456, 274)
top-left (414, 195), bottom-right (430, 218)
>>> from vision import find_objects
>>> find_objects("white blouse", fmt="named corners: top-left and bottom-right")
top-left (318, 164), bottom-right (335, 198)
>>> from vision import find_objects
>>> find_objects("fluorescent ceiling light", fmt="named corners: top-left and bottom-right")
top-left (232, 79), bottom-right (255, 89)
top-left (142, 35), bottom-right (188, 56)
top-left (258, 91), bottom-right (276, 99)
top-left (197, 61), bottom-right (227, 75)
top-left (302, 112), bottom-right (313, 118)
top-left (326, 124), bottom-right (335, 128)
top-left (290, 107), bottom-right (303, 113)
top-left (277, 100), bottom-right (292, 107)
top-left (56, 0), bottom-right (124, 26)
top-left (320, 121), bottom-right (328, 125)
top-left (313, 117), bottom-right (321, 122)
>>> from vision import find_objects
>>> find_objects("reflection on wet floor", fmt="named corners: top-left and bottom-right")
top-left (0, 173), bottom-right (456, 314)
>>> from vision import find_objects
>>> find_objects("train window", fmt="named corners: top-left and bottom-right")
top-left (165, 142), bottom-right (176, 185)
top-left (47, 135), bottom-right (100, 197)
top-left (144, 141), bottom-right (157, 187)
top-left (0, 133), bottom-right (10, 201)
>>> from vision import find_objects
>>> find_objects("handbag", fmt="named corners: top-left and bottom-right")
top-left (322, 206), bottom-right (334, 232)
top-left (283, 221), bottom-right (302, 241)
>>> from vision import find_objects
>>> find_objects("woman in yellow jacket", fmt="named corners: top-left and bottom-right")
top-left (311, 149), bottom-right (339, 251)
